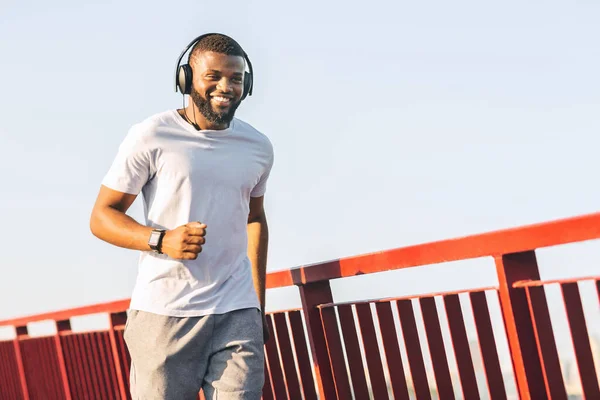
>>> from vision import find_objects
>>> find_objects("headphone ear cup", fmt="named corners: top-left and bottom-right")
top-left (177, 64), bottom-right (193, 94)
top-left (242, 71), bottom-right (252, 100)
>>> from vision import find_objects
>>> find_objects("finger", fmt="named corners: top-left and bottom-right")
top-left (183, 244), bottom-right (202, 253)
top-left (181, 251), bottom-right (199, 260)
top-left (185, 236), bottom-right (206, 245)
top-left (187, 221), bottom-right (207, 229)
top-left (186, 228), bottom-right (206, 237)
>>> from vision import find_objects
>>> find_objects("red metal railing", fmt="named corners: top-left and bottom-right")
top-left (1, 212), bottom-right (600, 399)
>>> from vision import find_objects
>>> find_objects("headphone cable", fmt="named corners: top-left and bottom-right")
top-left (193, 101), bottom-right (198, 129)
top-left (182, 94), bottom-right (199, 130)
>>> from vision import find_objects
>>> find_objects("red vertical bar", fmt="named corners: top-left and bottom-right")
top-left (109, 312), bottom-right (128, 400)
top-left (375, 301), bottom-right (411, 400)
top-left (76, 334), bottom-right (93, 398)
top-left (420, 297), bottom-right (455, 400)
top-left (19, 340), bottom-right (34, 399)
top-left (42, 340), bottom-right (56, 398)
top-left (264, 314), bottom-right (288, 399)
top-left (32, 340), bottom-right (44, 398)
top-left (287, 311), bottom-right (317, 400)
top-left (5, 343), bottom-right (21, 399)
top-left (355, 303), bottom-right (390, 400)
top-left (98, 335), bottom-right (114, 399)
top-left (49, 337), bottom-right (65, 398)
top-left (561, 282), bottom-right (600, 398)
top-left (91, 332), bottom-right (109, 399)
top-left (101, 331), bottom-right (121, 399)
top-left (55, 320), bottom-right (73, 400)
top-left (336, 304), bottom-right (370, 399)
top-left (24, 340), bottom-right (41, 399)
top-left (51, 337), bottom-right (65, 398)
top-left (298, 280), bottom-right (349, 399)
top-left (318, 306), bottom-right (353, 400)
top-left (0, 344), bottom-right (6, 393)
top-left (19, 340), bottom-right (33, 398)
top-left (69, 335), bottom-right (85, 397)
top-left (470, 291), bottom-right (507, 400)
top-left (43, 337), bottom-right (61, 398)
top-left (0, 343), bottom-right (17, 399)
top-left (0, 344), bottom-right (7, 395)
top-left (84, 333), bottom-right (101, 399)
top-left (396, 299), bottom-right (432, 400)
top-left (10, 340), bottom-right (25, 400)
top-left (62, 337), bottom-right (83, 400)
top-left (0, 344), bottom-right (9, 398)
top-left (28, 341), bottom-right (41, 398)
top-left (14, 327), bottom-right (30, 400)
top-left (495, 252), bottom-right (547, 400)
top-left (96, 333), bottom-right (114, 398)
top-left (596, 279), bottom-right (599, 303)
top-left (5, 343), bottom-right (20, 400)
top-left (523, 286), bottom-right (567, 398)
top-left (95, 332), bottom-right (111, 399)
top-left (69, 335), bottom-right (88, 399)
top-left (443, 294), bottom-right (480, 400)
top-left (273, 312), bottom-right (302, 399)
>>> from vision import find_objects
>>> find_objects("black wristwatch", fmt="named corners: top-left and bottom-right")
top-left (148, 229), bottom-right (166, 254)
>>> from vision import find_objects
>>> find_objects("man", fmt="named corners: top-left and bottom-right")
top-left (90, 33), bottom-right (273, 399)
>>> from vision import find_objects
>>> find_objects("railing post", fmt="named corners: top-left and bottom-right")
top-left (14, 325), bottom-right (30, 400)
top-left (494, 251), bottom-right (548, 399)
top-left (109, 312), bottom-right (128, 400)
top-left (297, 280), bottom-right (347, 399)
top-left (55, 319), bottom-right (73, 400)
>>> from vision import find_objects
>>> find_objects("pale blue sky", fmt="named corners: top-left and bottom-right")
top-left (1, 0), bottom-right (598, 369)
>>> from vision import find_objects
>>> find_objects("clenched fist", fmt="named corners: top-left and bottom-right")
top-left (161, 222), bottom-right (207, 260)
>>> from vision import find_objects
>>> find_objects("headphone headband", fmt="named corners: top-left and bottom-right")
top-left (174, 33), bottom-right (253, 98)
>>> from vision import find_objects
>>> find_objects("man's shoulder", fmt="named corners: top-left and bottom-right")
top-left (233, 118), bottom-right (273, 148)
top-left (133, 109), bottom-right (178, 134)
top-left (124, 110), bottom-right (180, 143)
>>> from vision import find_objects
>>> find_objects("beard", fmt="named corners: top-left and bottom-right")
top-left (190, 87), bottom-right (241, 126)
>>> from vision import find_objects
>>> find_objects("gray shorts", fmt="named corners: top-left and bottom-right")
top-left (123, 307), bottom-right (265, 400)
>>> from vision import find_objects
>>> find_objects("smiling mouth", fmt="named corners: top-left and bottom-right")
top-left (211, 96), bottom-right (232, 107)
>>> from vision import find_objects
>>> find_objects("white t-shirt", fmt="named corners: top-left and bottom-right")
top-left (101, 109), bottom-right (274, 317)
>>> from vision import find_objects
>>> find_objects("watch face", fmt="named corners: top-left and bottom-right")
top-left (149, 231), bottom-right (161, 245)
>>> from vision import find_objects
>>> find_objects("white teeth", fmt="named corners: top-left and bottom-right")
top-left (213, 96), bottom-right (230, 102)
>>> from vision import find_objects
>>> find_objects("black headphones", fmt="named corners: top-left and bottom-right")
top-left (174, 33), bottom-right (254, 100)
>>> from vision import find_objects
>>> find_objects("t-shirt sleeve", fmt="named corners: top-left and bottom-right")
top-left (101, 125), bottom-right (153, 195)
top-left (250, 141), bottom-right (274, 198)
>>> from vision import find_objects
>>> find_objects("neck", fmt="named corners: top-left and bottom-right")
top-left (180, 102), bottom-right (230, 131)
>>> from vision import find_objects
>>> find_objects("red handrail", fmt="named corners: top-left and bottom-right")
top-left (0, 299), bottom-right (130, 328)
top-left (2, 211), bottom-right (599, 327)
top-left (267, 211), bottom-right (600, 288)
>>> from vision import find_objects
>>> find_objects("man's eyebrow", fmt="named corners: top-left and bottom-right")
top-left (203, 69), bottom-right (243, 76)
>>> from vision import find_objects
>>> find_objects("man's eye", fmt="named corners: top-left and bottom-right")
top-left (206, 75), bottom-right (218, 79)
top-left (233, 78), bottom-right (243, 84)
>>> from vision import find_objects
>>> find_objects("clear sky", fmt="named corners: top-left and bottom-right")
top-left (1, 0), bottom-right (598, 373)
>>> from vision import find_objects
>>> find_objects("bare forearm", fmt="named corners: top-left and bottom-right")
top-left (90, 205), bottom-right (153, 251)
top-left (247, 216), bottom-right (269, 311)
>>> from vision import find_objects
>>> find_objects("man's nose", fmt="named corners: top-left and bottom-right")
top-left (217, 78), bottom-right (233, 93)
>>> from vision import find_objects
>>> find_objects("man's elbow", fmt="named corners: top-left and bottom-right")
top-left (89, 206), bottom-right (104, 239)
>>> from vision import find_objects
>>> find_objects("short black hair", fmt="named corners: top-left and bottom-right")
top-left (189, 33), bottom-right (245, 65)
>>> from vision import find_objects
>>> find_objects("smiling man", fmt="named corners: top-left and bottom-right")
top-left (90, 33), bottom-right (274, 399)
